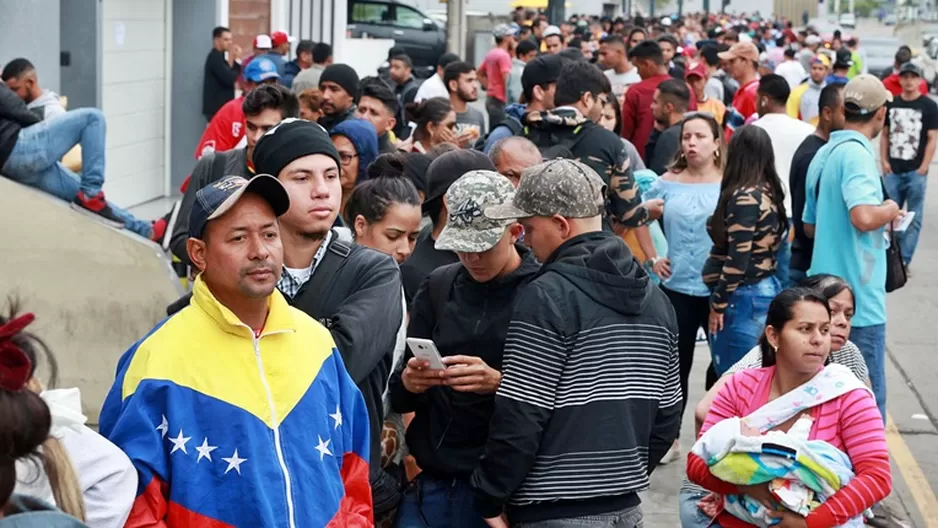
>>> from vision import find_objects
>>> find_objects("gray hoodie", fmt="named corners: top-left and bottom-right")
top-left (27, 90), bottom-right (65, 121)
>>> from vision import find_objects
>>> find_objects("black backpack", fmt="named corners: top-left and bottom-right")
top-left (473, 116), bottom-right (524, 151)
top-left (523, 121), bottom-right (593, 160)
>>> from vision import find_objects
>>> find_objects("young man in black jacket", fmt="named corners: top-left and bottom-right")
top-left (388, 170), bottom-right (540, 528)
top-left (522, 60), bottom-right (657, 229)
top-left (170, 84), bottom-right (299, 264)
top-left (251, 118), bottom-right (404, 518)
top-left (203, 26), bottom-right (241, 121)
top-left (474, 159), bottom-right (681, 527)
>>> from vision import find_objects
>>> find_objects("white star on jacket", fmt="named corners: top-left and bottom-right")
top-left (156, 415), bottom-right (169, 438)
top-left (196, 438), bottom-right (218, 463)
top-left (222, 449), bottom-right (248, 475)
top-left (169, 430), bottom-right (191, 454)
top-left (329, 405), bottom-right (343, 429)
top-left (315, 435), bottom-right (333, 461)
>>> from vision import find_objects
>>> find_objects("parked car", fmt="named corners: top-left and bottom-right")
top-left (347, 0), bottom-right (446, 78)
top-left (862, 36), bottom-right (902, 78)
top-left (839, 13), bottom-right (856, 28)
top-left (884, 13), bottom-right (898, 25)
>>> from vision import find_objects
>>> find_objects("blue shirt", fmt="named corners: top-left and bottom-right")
top-left (803, 130), bottom-right (887, 327)
top-left (644, 178), bottom-right (721, 297)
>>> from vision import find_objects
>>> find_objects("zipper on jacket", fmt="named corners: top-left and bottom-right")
top-left (253, 334), bottom-right (297, 528)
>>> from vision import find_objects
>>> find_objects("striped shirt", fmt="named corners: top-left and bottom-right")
top-left (688, 366), bottom-right (891, 527)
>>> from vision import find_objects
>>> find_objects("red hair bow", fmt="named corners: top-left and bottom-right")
top-left (0, 313), bottom-right (35, 392)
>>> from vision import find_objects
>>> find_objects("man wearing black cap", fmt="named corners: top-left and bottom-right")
top-left (481, 53), bottom-right (563, 153)
top-left (282, 39), bottom-right (315, 88)
top-left (251, 118), bottom-right (405, 518)
top-left (319, 63), bottom-right (360, 129)
top-left (400, 149), bottom-right (498, 302)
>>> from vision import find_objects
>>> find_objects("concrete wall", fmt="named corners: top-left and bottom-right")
top-left (101, 0), bottom-right (168, 207)
top-left (0, 179), bottom-right (181, 423)
top-left (170, 0), bottom-right (220, 192)
top-left (0, 0), bottom-right (61, 92)
top-left (230, 0), bottom-right (272, 54)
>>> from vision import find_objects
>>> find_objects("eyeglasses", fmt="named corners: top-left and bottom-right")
top-left (339, 153), bottom-right (359, 166)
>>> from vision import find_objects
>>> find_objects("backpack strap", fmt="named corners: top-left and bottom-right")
top-left (292, 229), bottom-right (353, 316)
top-left (428, 263), bottom-right (461, 327)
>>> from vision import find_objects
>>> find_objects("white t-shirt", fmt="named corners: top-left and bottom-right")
top-left (753, 113), bottom-right (816, 217)
top-left (283, 265), bottom-right (312, 286)
top-left (414, 73), bottom-right (449, 103)
top-left (775, 60), bottom-right (808, 89)
top-left (604, 67), bottom-right (641, 103)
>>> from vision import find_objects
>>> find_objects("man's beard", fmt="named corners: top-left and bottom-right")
top-left (460, 90), bottom-right (478, 103)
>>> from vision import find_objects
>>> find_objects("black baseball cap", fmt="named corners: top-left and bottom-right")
top-left (188, 175), bottom-right (290, 239)
top-left (424, 150), bottom-right (496, 208)
top-left (521, 54), bottom-right (564, 95)
top-left (296, 39), bottom-right (315, 53)
top-left (899, 61), bottom-right (922, 77)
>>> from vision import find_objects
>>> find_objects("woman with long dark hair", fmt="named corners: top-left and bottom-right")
top-left (688, 287), bottom-right (891, 527)
top-left (397, 98), bottom-right (458, 153)
top-left (703, 125), bottom-right (787, 378)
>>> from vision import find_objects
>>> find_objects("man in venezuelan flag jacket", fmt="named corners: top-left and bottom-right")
top-left (99, 175), bottom-right (373, 527)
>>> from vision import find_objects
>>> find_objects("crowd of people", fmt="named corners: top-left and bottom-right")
top-left (0, 9), bottom-right (925, 528)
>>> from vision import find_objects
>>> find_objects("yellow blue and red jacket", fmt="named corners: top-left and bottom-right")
top-left (99, 277), bottom-right (373, 527)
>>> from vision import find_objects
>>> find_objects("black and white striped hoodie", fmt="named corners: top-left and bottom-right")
top-left (471, 231), bottom-right (682, 524)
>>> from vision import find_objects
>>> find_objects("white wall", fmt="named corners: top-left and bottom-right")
top-left (101, 0), bottom-right (168, 207)
top-left (0, 0), bottom-right (60, 92)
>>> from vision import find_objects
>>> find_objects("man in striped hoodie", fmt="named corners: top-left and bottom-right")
top-left (472, 159), bottom-right (682, 527)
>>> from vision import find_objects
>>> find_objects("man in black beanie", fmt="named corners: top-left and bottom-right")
top-left (400, 149), bottom-right (497, 302)
top-left (319, 63), bottom-right (360, 130)
top-left (252, 118), bottom-right (405, 520)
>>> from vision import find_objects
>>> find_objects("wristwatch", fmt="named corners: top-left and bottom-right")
top-left (646, 256), bottom-right (664, 267)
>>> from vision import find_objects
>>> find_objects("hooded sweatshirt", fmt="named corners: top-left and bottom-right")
top-left (0, 496), bottom-right (89, 528)
top-left (0, 83), bottom-right (40, 168)
top-left (26, 90), bottom-right (65, 121)
top-left (330, 118), bottom-right (379, 187)
top-left (471, 231), bottom-right (681, 523)
top-left (388, 246), bottom-right (540, 478)
top-left (788, 78), bottom-right (825, 126)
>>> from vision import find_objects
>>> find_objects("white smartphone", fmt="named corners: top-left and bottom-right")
top-left (895, 211), bottom-right (915, 232)
top-left (406, 338), bottom-right (446, 370)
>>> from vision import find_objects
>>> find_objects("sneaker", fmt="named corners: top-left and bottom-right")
top-left (151, 217), bottom-right (167, 244)
top-left (71, 191), bottom-right (124, 229)
top-left (659, 440), bottom-right (681, 465)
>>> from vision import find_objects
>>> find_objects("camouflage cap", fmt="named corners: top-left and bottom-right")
top-left (435, 171), bottom-right (517, 253)
top-left (484, 158), bottom-right (605, 220)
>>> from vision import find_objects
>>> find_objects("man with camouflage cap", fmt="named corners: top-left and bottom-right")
top-left (471, 159), bottom-right (681, 528)
top-left (388, 170), bottom-right (540, 528)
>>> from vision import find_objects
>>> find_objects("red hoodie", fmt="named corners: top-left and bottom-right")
top-left (882, 73), bottom-right (928, 97)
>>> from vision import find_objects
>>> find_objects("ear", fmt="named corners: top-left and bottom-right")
top-left (387, 115), bottom-right (397, 132)
top-left (447, 79), bottom-right (457, 93)
top-left (765, 324), bottom-right (781, 351)
top-left (552, 214), bottom-right (572, 239)
top-left (532, 84), bottom-right (544, 102)
top-left (353, 214), bottom-right (368, 238)
top-left (187, 238), bottom-right (208, 274)
top-left (507, 223), bottom-right (524, 243)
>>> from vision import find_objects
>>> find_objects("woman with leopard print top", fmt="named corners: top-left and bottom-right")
top-left (702, 125), bottom-right (787, 377)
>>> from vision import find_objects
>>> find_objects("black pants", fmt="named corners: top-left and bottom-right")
top-left (661, 286), bottom-right (711, 417)
top-left (485, 96), bottom-right (506, 128)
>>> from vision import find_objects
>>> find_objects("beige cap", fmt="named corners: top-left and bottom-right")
top-left (843, 74), bottom-right (893, 115)
top-left (717, 42), bottom-right (759, 63)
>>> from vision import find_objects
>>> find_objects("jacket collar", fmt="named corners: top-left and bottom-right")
top-left (191, 275), bottom-right (297, 338)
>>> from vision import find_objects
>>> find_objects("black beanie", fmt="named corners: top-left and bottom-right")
top-left (252, 118), bottom-right (341, 177)
top-left (319, 64), bottom-right (361, 103)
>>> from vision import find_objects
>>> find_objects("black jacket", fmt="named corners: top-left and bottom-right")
top-left (170, 149), bottom-right (252, 264)
top-left (522, 109), bottom-right (648, 228)
top-left (287, 239), bottom-right (403, 484)
top-left (318, 105), bottom-right (358, 131)
top-left (471, 231), bottom-right (681, 523)
top-left (388, 247), bottom-right (540, 478)
top-left (0, 84), bottom-right (40, 168)
top-left (203, 49), bottom-right (241, 119)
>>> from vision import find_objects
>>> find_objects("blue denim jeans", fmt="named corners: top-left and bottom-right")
top-left (2, 109), bottom-right (151, 238)
top-left (514, 505), bottom-right (644, 527)
top-left (850, 324), bottom-right (887, 420)
top-left (710, 276), bottom-right (781, 376)
top-left (884, 171), bottom-right (926, 264)
top-left (775, 233), bottom-right (792, 287)
top-left (788, 268), bottom-right (807, 288)
top-left (395, 474), bottom-right (488, 528)
top-left (679, 486), bottom-right (718, 528)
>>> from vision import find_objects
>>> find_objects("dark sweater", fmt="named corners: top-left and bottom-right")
top-left (471, 232), bottom-right (681, 523)
top-left (0, 84), bottom-right (40, 168)
top-left (202, 48), bottom-right (241, 119)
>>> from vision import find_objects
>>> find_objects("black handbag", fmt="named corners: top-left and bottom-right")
top-left (882, 184), bottom-right (908, 293)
